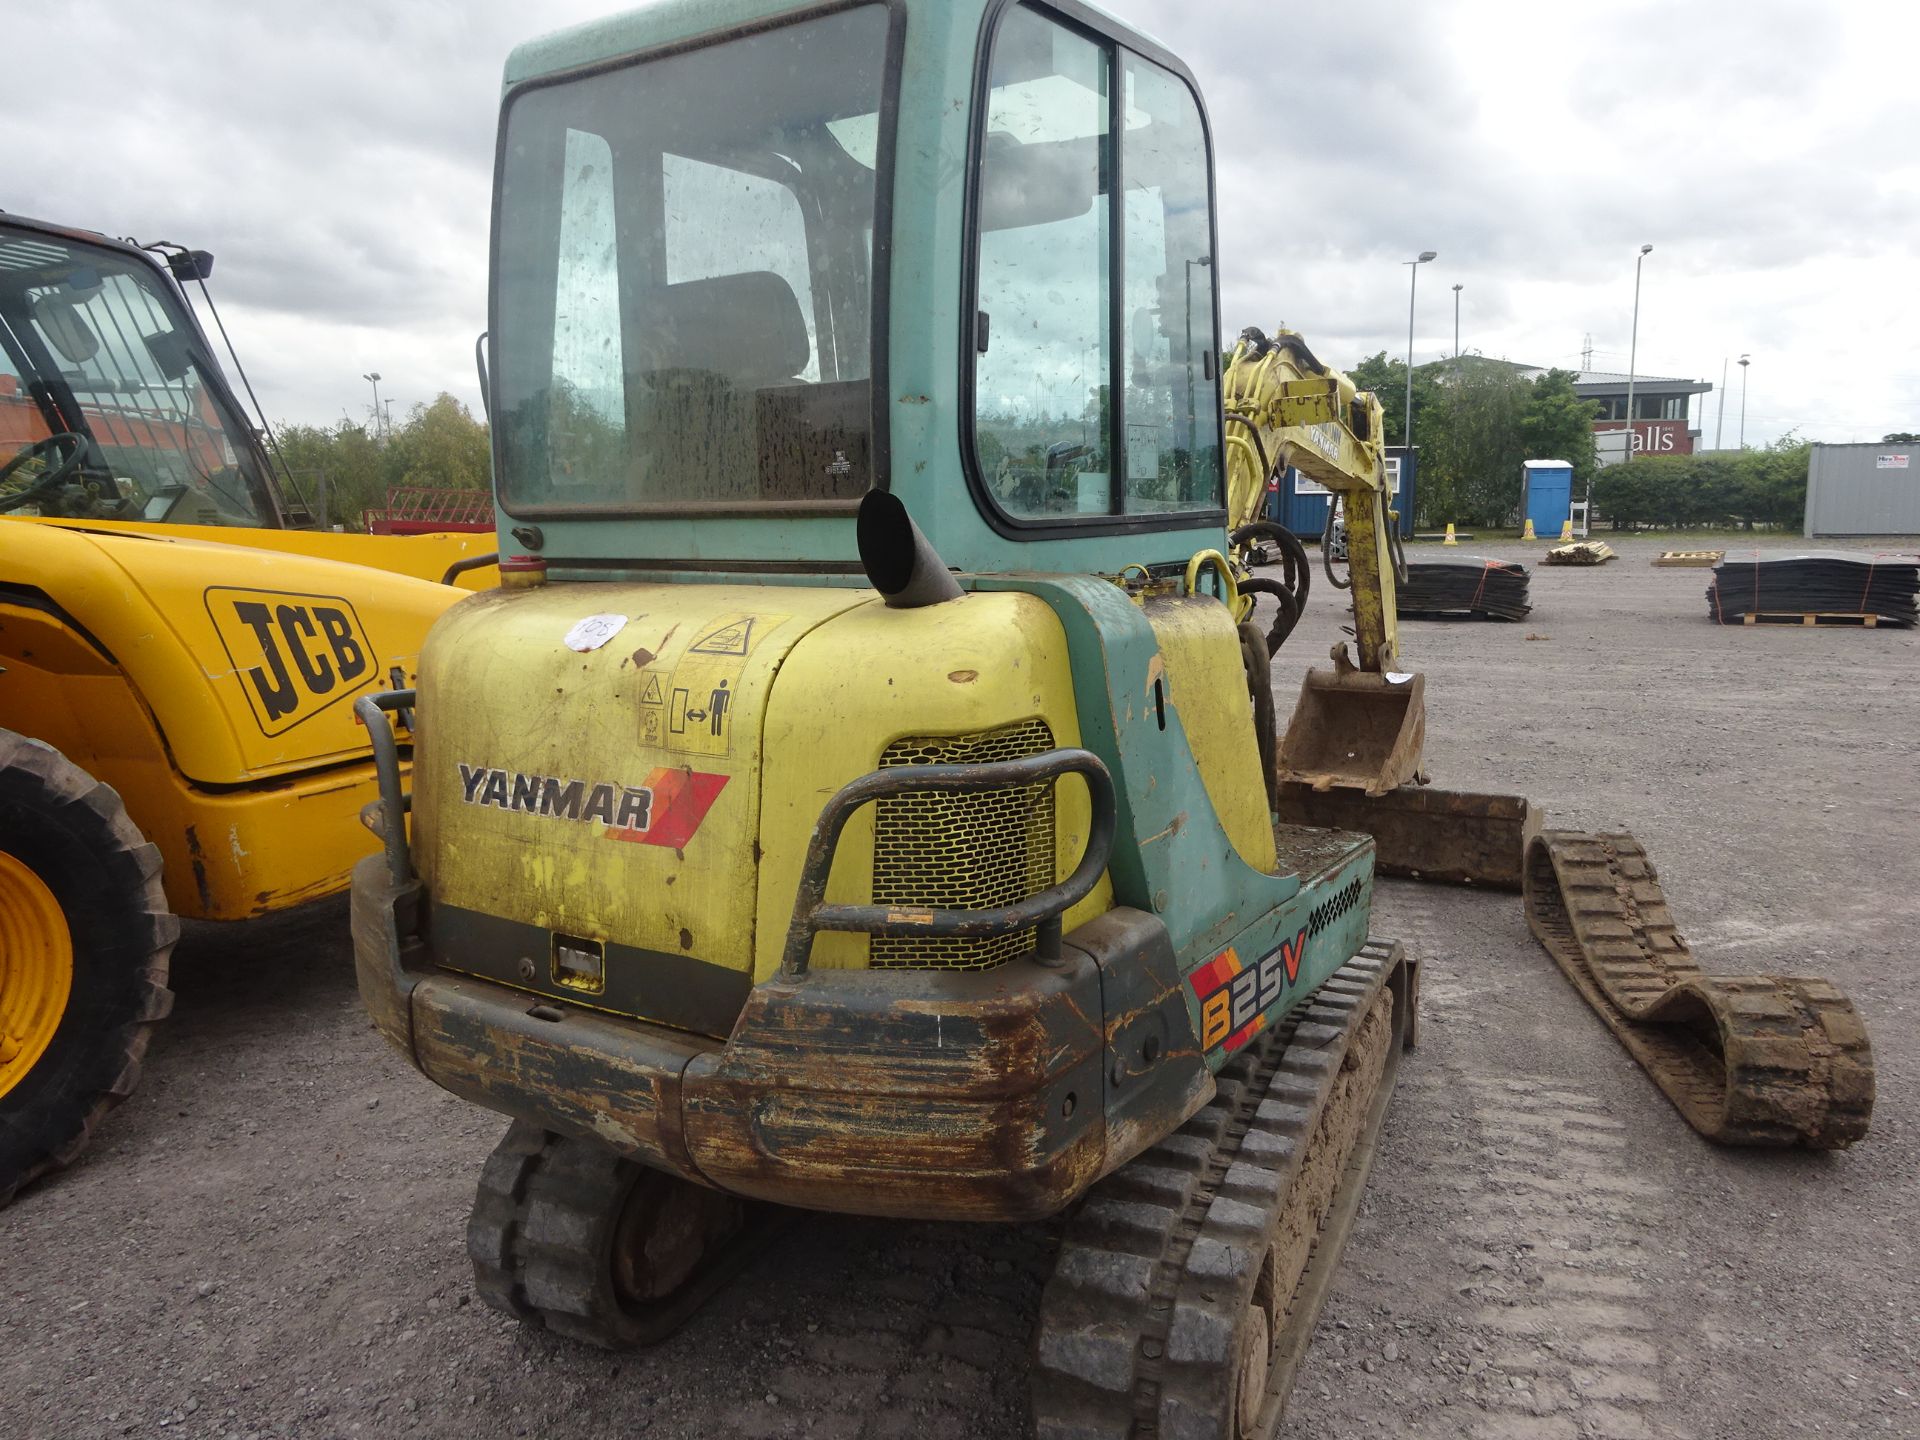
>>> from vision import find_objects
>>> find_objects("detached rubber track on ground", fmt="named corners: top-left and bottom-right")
top-left (1523, 831), bottom-right (1875, 1148)
top-left (1033, 939), bottom-right (1413, 1440)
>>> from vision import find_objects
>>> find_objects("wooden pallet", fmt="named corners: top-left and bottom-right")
top-left (1654, 550), bottom-right (1725, 567)
top-left (1740, 611), bottom-right (1880, 627)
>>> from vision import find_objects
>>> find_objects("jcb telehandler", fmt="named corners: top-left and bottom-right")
top-left (0, 213), bottom-right (494, 1204)
top-left (351, 0), bottom-right (1872, 1433)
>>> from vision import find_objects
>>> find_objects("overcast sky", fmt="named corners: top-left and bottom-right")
top-left (15, 0), bottom-right (1915, 448)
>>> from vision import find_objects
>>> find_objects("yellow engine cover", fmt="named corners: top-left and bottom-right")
top-left (414, 582), bottom-right (1113, 1032)
top-left (416, 584), bottom-right (871, 991)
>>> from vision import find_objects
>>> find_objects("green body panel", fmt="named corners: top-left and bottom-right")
top-left (488, 0), bottom-right (1229, 577)
top-left (985, 575), bottom-right (1369, 1070)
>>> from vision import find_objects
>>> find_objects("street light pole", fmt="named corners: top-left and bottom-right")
top-left (1738, 354), bottom-right (1751, 449)
top-left (1404, 250), bottom-right (1436, 447)
top-left (363, 372), bottom-right (383, 438)
top-left (1622, 244), bottom-right (1652, 461)
top-left (1451, 283), bottom-right (1463, 359)
top-left (1715, 356), bottom-right (1728, 449)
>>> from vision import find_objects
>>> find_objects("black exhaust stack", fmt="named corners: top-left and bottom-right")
top-left (857, 490), bottom-right (964, 609)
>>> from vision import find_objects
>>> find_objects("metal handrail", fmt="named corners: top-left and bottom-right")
top-left (355, 689), bottom-right (417, 884)
top-left (779, 748), bottom-right (1115, 977)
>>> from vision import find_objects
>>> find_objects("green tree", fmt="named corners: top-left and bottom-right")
top-left (1882, 432), bottom-right (1918, 444)
top-left (1413, 356), bottom-right (1529, 527)
top-left (1591, 435), bottom-right (1808, 531)
top-left (270, 391), bottom-right (490, 531)
top-left (386, 393), bottom-right (491, 492)
top-left (1348, 351), bottom-right (1441, 450)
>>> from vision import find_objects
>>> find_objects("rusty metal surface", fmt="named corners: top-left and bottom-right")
top-left (1274, 663), bottom-right (1425, 797)
top-left (682, 950), bottom-right (1119, 1221)
top-left (1272, 783), bottom-right (1537, 889)
top-left (1032, 940), bottom-right (1415, 1440)
top-left (1524, 832), bottom-right (1874, 1148)
top-left (409, 971), bottom-right (716, 1182)
top-left (354, 842), bottom-right (1209, 1221)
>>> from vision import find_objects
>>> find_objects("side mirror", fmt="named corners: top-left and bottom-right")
top-left (29, 294), bottom-right (99, 364)
top-left (167, 250), bottom-right (215, 282)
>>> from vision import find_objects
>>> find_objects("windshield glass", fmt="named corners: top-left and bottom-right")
top-left (0, 227), bottom-right (276, 526)
top-left (493, 3), bottom-right (892, 514)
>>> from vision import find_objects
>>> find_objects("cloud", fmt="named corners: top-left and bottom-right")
top-left (10, 0), bottom-right (1914, 446)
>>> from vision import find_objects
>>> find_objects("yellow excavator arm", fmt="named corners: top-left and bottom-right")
top-left (1221, 327), bottom-right (1423, 795)
top-left (1222, 327), bottom-right (1403, 673)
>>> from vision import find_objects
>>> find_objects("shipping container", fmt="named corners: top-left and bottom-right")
top-left (1804, 442), bottom-right (1920, 537)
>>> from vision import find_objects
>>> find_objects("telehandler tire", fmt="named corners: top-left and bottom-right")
top-left (0, 730), bottom-right (176, 1208)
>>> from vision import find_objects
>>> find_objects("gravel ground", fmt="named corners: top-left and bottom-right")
top-left (3, 534), bottom-right (1915, 1440)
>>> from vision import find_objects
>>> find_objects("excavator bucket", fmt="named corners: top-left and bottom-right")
top-left (1274, 667), bottom-right (1426, 797)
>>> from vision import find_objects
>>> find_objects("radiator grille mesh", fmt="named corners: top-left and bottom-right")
top-left (869, 719), bottom-right (1057, 970)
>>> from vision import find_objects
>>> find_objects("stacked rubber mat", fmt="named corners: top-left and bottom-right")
top-left (1707, 551), bottom-right (1919, 627)
top-left (1398, 557), bottom-right (1532, 620)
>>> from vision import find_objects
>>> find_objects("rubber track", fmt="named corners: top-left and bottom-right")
top-left (1524, 831), bottom-right (1874, 1148)
top-left (1033, 939), bottom-right (1407, 1440)
top-left (468, 1120), bottom-right (783, 1349)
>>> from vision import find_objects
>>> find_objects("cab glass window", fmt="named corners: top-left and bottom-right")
top-left (970, 5), bottom-right (1222, 526)
top-left (0, 229), bottom-right (274, 526)
top-left (973, 8), bottom-right (1111, 520)
top-left (1120, 54), bottom-right (1221, 514)
top-left (494, 4), bottom-right (892, 513)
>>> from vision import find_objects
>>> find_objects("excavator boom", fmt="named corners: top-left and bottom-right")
top-left (1222, 328), bottom-right (1422, 794)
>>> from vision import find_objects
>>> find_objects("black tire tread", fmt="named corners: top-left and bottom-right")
top-left (0, 729), bottom-right (176, 1208)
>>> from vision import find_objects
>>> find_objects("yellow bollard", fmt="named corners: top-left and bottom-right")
top-left (1443, 523), bottom-right (1458, 546)
top-left (1560, 519), bottom-right (1575, 542)
top-left (1522, 518), bottom-right (1537, 541)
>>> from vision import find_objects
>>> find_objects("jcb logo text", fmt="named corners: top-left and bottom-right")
top-left (205, 587), bottom-right (375, 735)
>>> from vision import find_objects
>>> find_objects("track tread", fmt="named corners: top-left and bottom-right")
top-left (1033, 940), bottom-right (1410, 1440)
top-left (1524, 830), bottom-right (1874, 1148)
top-left (466, 1121), bottom-right (779, 1350)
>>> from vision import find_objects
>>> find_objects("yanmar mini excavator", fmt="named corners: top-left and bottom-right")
top-left (350, 1), bottom-right (1874, 1435)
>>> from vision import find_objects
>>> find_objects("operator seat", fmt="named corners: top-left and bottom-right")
top-left (636, 270), bottom-right (812, 503)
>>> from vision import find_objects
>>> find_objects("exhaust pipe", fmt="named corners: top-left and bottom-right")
top-left (857, 490), bottom-right (964, 609)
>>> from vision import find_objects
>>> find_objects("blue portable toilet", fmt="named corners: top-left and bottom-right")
top-left (1270, 446), bottom-right (1416, 538)
top-left (1521, 460), bottom-right (1573, 536)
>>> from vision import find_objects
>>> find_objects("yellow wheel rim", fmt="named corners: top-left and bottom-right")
top-left (0, 851), bottom-right (73, 1101)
